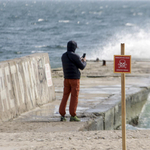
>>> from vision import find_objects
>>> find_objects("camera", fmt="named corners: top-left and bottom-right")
top-left (82, 53), bottom-right (86, 58)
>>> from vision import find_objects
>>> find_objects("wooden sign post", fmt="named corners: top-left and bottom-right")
top-left (114, 43), bottom-right (131, 150)
top-left (121, 44), bottom-right (126, 150)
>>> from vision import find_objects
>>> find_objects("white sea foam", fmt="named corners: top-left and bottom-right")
top-left (59, 20), bottom-right (70, 23)
top-left (125, 23), bottom-right (135, 27)
top-left (126, 124), bottom-right (150, 130)
top-left (90, 29), bottom-right (150, 60)
top-left (35, 45), bottom-right (47, 48)
top-left (31, 51), bottom-right (44, 53)
top-left (38, 19), bottom-right (44, 22)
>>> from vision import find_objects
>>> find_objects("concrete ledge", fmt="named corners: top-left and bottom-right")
top-left (126, 87), bottom-right (150, 123)
top-left (79, 116), bottom-right (104, 131)
top-left (0, 53), bottom-right (55, 122)
top-left (83, 87), bottom-right (150, 130)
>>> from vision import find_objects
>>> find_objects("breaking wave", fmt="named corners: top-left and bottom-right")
top-left (90, 28), bottom-right (150, 60)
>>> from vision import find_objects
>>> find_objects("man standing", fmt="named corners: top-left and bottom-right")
top-left (59, 40), bottom-right (86, 122)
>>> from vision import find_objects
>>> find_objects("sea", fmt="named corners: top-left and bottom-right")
top-left (1, 0), bottom-right (150, 129)
top-left (1, 0), bottom-right (150, 68)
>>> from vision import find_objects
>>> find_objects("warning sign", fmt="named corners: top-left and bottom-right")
top-left (114, 55), bottom-right (131, 73)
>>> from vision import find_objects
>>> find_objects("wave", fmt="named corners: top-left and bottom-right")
top-left (90, 28), bottom-right (150, 60)
top-left (35, 45), bottom-right (66, 49)
top-left (59, 20), bottom-right (70, 23)
top-left (35, 45), bottom-right (47, 48)
top-left (31, 51), bottom-right (44, 53)
top-left (125, 23), bottom-right (136, 27)
top-left (38, 18), bottom-right (44, 22)
top-left (126, 124), bottom-right (150, 130)
top-left (89, 11), bottom-right (102, 15)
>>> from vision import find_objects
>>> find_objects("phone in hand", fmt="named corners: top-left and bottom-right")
top-left (82, 53), bottom-right (86, 58)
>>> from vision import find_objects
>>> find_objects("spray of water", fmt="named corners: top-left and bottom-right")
top-left (90, 28), bottom-right (150, 60)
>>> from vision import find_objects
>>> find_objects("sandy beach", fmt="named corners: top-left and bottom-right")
top-left (0, 122), bottom-right (150, 150)
top-left (0, 60), bottom-right (150, 150)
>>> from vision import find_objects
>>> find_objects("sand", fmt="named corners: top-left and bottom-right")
top-left (0, 60), bottom-right (150, 150)
top-left (0, 123), bottom-right (150, 150)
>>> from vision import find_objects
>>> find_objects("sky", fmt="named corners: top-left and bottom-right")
top-left (1, 0), bottom-right (150, 1)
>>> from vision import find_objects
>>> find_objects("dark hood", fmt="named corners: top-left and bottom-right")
top-left (67, 41), bottom-right (78, 52)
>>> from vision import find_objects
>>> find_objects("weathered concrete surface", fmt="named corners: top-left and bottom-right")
top-left (0, 53), bottom-right (55, 122)
top-left (51, 60), bottom-right (150, 130)
top-left (1, 59), bottom-right (150, 132)
top-left (3, 60), bottom-right (148, 133)
top-left (84, 87), bottom-right (150, 130)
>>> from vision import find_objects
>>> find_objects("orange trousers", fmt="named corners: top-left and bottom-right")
top-left (59, 79), bottom-right (80, 117)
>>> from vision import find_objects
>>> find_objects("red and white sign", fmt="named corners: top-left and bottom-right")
top-left (114, 55), bottom-right (131, 73)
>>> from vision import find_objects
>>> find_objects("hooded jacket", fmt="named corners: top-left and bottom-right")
top-left (61, 41), bottom-right (86, 79)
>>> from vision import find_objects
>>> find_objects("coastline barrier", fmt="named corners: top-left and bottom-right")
top-left (81, 87), bottom-right (150, 131)
top-left (0, 53), bottom-right (55, 122)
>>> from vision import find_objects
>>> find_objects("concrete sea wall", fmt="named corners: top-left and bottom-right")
top-left (82, 87), bottom-right (150, 131)
top-left (0, 53), bottom-right (55, 122)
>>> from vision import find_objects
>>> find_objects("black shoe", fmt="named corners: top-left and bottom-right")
top-left (60, 116), bottom-right (66, 122)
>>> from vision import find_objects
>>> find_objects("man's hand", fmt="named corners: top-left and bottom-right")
top-left (81, 57), bottom-right (86, 62)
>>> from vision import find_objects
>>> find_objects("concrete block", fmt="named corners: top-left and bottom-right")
top-left (8, 59), bottom-right (27, 114)
top-left (126, 88), bottom-right (149, 123)
top-left (0, 62), bottom-right (17, 121)
top-left (84, 87), bottom-right (150, 130)
top-left (104, 107), bottom-right (114, 130)
top-left (85, 103), bottom-right (115, 130)
top-left (81, 116), bottom-right (103, 131)
top-left (0, 53), bottom-right (56, 122)
top-left (89, 116), bottom-right (104, 130)
top-left (104, 95), bottom-right (122, 129)
top-left (114, 102), bottom-right (121, 129)
top-left (27, 53), bottom-right (56, 105)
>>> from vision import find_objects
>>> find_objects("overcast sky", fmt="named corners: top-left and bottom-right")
top-left (1, 0), bottom-right (150, 1)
